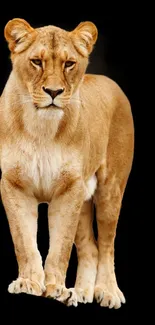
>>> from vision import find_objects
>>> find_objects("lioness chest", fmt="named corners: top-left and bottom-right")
top-left (2, 141), bottom-right (97, 202)
top-left (3, 142), bottom-right (76, 199)
top-left (30, 145), bottom-right (65, 197)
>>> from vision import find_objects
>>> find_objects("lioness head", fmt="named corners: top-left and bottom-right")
top-left (4, 18), bottom-right (98, 110)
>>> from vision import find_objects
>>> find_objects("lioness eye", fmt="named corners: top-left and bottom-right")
top-left (31, 59), bottom-right (42, 67)
top-left (65, 61), bottom-right (75, 68)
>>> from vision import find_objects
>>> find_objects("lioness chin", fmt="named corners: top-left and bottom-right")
top-left (0, 18), bottom-right (134, 308)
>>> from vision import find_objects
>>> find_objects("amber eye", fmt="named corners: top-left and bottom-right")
top-left (31, 59), bottom-right (42, 67)
top-left (65, 61), bottom-right (75, 68)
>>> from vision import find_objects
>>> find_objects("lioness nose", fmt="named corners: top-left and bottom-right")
top-left (43, 87), bottom-right (64, 99)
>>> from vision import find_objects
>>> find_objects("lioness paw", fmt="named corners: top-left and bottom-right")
top-left (94, 285), bottom-right (125, 309)
top-left (45, 284), bottom-right (78, 307)
top-left (76, 287), bottom-right (94, 304)
top-left (8, 277), bottom-right (45, 296)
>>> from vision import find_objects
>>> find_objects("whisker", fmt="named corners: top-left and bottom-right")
top-left (10, 99), bottom-right (33, 106)
top-left (33, 96), bottom-right (48, 100)
top-left (70, 100), bottom-right (82, 104)
top-left (15, 93), bottom-right (31, 98)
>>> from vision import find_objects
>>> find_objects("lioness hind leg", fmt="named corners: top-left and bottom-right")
top-left (74, 200), bottom-right (98, 304)
top-left (94, 117), bottom-right (134, 308)
top-left (94, 101), bottom-right (134, 309)
top-left (94, 170), bottom-right (126, 309)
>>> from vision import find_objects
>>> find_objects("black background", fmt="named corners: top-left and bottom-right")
top-left (0, 3), bottom-right (146, 322)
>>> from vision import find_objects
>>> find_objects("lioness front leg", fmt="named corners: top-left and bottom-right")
top-left (44, 175), bottom-right (84, 307)
top-left (1, 177), bottom-right (45, 296)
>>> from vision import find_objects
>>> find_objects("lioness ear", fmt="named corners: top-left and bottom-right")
top-left (71, 21), bottom-right (98, 57)
top-left (4, 18), bottom-right (36, 53)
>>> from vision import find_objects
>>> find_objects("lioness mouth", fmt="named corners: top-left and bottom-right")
top-left (47, 103), bottom-right (59, 108)
top-left (37, 103), bottom-right (59, 110)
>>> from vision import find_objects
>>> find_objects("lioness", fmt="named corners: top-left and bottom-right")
top-left (0, 18), bottom-right (134, 309)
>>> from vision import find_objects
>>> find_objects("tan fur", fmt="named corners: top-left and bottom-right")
top-left (0, 19), bottom-right (134, 308)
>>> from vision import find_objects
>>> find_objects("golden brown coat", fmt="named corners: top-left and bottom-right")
top-left (0, 18), bottom-right (134, 308)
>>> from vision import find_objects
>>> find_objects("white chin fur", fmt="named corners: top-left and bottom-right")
top-left (37, 108), bottom-right (64, 120)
